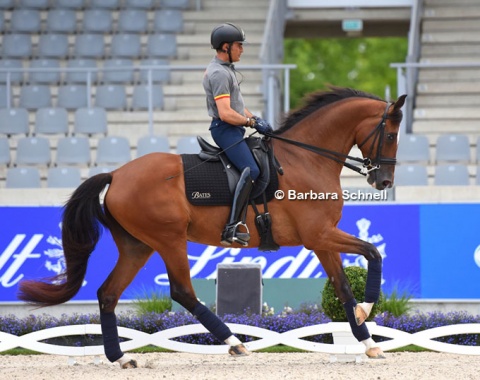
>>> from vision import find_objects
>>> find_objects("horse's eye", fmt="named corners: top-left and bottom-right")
top-left (386, 133), bottom-right (396, 141)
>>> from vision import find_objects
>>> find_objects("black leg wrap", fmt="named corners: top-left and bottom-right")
top-left (365, 259), bottom-right (382, 303)
top-left (192, 302), bottom-right (232, 342)
top-left (100, 312), bottom-right (123, 362)
top-left (343, 299), bottom-right (371, 342)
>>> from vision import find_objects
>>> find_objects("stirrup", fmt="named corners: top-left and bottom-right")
top-left (221, 222), bottom-right (250, 247)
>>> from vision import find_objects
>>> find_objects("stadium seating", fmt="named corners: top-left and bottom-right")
top-left (47, 167), bottom-right (82, 188)
top-left (15, 137), bottom-right (51, 166)
top-left (434, 164), bottom-right (470, 186)
top-left (34, 107), bottom-right (69, 136)
top-left (136, 135), bottom-right (170, 157)
top-left (6, 167), bottom-right (41, 188)
top-left (394, 164), bottom-right (429, 186)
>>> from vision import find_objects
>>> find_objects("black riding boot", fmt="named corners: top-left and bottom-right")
top-left (221, 167), bottom-right (254, 247)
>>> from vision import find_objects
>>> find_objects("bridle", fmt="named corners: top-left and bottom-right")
top-left (265, 101), bottom-right (394, 177)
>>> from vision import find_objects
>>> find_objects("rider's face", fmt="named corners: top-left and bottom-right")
top-left (229, 42), bottom-right (244, 62)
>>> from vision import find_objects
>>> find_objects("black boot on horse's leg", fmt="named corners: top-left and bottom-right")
top-left (221, 167), bottom-right (254, 247)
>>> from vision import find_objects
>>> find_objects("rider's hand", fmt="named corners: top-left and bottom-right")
top-left (252, 116), bottom-right (273, 135)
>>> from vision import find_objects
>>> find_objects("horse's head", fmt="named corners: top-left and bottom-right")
top-left (356, 94), bottom-right (407, 190)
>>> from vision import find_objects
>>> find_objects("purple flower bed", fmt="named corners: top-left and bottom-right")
top-left (0, 308), bottom-right (479, 347)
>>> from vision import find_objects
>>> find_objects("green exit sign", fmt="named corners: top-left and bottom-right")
top-left (342, 19), bottom-right (363, 32)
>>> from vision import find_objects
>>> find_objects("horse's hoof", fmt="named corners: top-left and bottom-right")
top-left (228, 344), bottom-right (251, 357)
top-left (365, 347), bottom-right (386, 359)
top-left (120, 359), bottom-right (138, 369)
top-left (354, 304), bottom-right (368, 326)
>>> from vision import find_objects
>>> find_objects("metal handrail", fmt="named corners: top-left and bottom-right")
top-left (0, 63), bottom-right (296, 134)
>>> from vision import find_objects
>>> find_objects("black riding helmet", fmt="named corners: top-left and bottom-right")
top-left (210, 23), bottom-right (246, 50)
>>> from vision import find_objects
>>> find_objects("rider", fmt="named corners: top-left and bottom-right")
top-left (203, 22), bottom-right (273, 247)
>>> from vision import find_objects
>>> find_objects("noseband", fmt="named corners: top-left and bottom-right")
top-left (264, 101), bottom-right (395, 177)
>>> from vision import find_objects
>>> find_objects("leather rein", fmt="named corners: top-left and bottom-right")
top-left (265, 101), bottom-right (394, 177)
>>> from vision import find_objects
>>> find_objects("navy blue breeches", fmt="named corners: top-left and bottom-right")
top-left (210, 119), bottom-right (260, 180)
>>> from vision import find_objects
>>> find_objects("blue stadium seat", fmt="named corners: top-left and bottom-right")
top-left (55, 136), bottom-right (91, 166)
top-left (0, 0), bottom-right (14, 9)
top-left (15, 136), bottom-right (51, 166)
top-left (54, 0), bottom-right (86, 9)
top-left (110, 33), bottom-right (142, 58)
top-left (435, 134), bottom-right (471, 163)
top-left (117, 9), bottom-right (148, 33)
top-left (0, 108), bottom-right (29, 136)
top-left (124, 0), bottom-right (153, 9)
top-left (74, 107), bottom-right (107, 136)
top-left (394, 164), bottom-right (428, 186)
top-left (95, 136), bottom-right (131, 165)
top-left (34, 107), bottom-right (69, 136)
top-left (19, 85), bottom-right (52, 109)
top-left (160, 0), bottom-right (189, 8)
top-left (139, 58), bottom-right (171, 83)
top-left (0, 59), bottom-right (23, 84)
top-left (0, 10), bottom-right (4, 32)
top-left (57, 84), bottom-right (89, 109)
top-left (65, 59), bottom-right (98, 83)
top-left (37, 34), bottom-right (70, 59)
top-left (153, 9), bottom-right (184, 33)
top-left (74, 34), bottom-right (105, 58)
top-left (19, 0), bottom-right (50, 8)
top-left (90, 0), bottom-right (120, 8)
top-left (47, 167), bottom-right (82, 188)
top-left (2, 34), bottom-right (32, 59)
top-left (82, 9), bottom-right (113, 33)
top-left (131, 84), bottom-right (164, 110)
top-left (397, 133), bottom-right (430, 164)
top-left (6, 167), bottom-right (41, 188)
top-left (10, 9), bottom-right (41, 33)
top-left (137, 135), bottom-right (170, 157)
top-left (46, 9), bottom-right (77, 33)
top-left (28, 59), bottom-right (61, 84)
top-left (95, 85), bottom-right (127, 109)
top-left (434, 164), bottom-right (470, 186)
top-left (176, 136), bottom-right (201, 154)
top-left (102, 59), bottom-right (135, 83)
top-left (147, 34), bottom-right (177, 58)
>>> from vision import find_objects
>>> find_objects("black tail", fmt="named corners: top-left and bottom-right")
top-left (17, 173), bottom-right (113, 307)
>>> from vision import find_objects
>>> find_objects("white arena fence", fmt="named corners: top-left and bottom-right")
top-left (0, 322), bottom-right (479, 357)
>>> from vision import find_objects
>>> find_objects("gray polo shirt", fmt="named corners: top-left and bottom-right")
top-left (202, 56), bottom-right (246, 120)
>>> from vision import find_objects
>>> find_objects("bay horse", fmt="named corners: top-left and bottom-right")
top-left (18, 87), bottom-right (406, 368)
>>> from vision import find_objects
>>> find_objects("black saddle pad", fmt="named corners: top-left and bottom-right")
top-left (182, 154), bottom-right (279, 206)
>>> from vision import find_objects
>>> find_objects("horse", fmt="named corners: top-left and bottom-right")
top-left (18, 87), bottom-right (406, 368)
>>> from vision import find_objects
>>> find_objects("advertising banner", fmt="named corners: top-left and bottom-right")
top-left (0, 203), bottom-right (478, 302)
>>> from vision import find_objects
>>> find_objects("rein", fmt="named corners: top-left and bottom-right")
top-left (265, 101), bottom-right (394, 176)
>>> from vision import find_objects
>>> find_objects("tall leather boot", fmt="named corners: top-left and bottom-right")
top-left (221, 167), bottom-right (254, 247)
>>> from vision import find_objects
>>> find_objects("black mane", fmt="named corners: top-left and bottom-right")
top-left (274, 86), bottom-right (384, 134)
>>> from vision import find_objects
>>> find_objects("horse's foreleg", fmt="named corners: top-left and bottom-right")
top-left (97, 244), bottom-right (153, 368)
top-left (160, 247), bottom-right (250, 356)
top-left (318, 228), bottom-right (383, 322)
top-left (315, 249), bottom-right (385, 359)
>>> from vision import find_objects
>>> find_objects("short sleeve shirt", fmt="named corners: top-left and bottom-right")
top-left (203, 56), bottom-right (246, 119)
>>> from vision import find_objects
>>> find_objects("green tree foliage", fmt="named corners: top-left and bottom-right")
top-left (284, 37), bottom-right (408, 109)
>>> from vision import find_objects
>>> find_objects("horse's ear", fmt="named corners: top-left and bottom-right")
top-left (393, 94), bottom-right (407, 110)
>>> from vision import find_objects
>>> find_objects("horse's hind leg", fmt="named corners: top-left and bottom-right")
top-left (315, 250), bottom-right (385, 359)
top-left (157, 240), bottom-right (250, 356)
top-left (97, 226), bottom-right (154, 368)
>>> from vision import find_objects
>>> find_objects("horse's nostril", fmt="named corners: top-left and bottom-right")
top-left (383, 180), bottom-right (392, 188)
